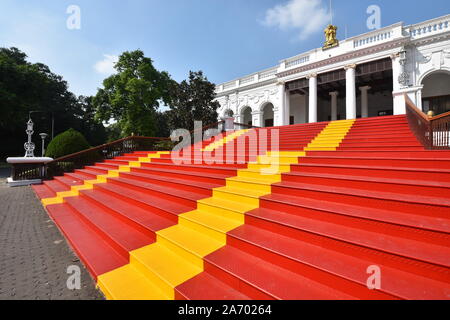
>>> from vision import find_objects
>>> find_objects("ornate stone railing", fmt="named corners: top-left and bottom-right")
top-left (216, 67), bottom-right (278, 93)
top-left (353, 30), bottom-right (394, 48)
top-left (285, 54), bottom-right (310, 68)
top-left (259, 68), bottom-right (277, 79)
top-left (408, 15), bottom-right (450, 40)
top-left (223, 81), bottom-right (236, 90)
top-left (240, 75), bottom-right (255, 85)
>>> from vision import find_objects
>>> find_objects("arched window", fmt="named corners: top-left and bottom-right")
top-left (241, 107), bottom-right (252, 126)
top-left (422, 71), bottom-right (450, 116)
top-left (262, 103), bottom-right (274, 127)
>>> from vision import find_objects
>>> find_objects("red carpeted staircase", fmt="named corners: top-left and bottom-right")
top-left (176, 115), bottom-right (450, 300)
top-left (32, 115), bottom-right (450, 299)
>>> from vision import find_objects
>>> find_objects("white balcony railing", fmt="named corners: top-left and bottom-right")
top-left (216, 67), bottom-right (277, 92)
top-left (408, 15), bottom-right (450, 40)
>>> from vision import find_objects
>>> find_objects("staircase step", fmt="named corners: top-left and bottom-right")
top-left (282, 171), bottom-right (450, 198)
top-left (251, 199), bottom-right (450, 267)
top-left (98, 264), bottom-right (170, 300)
top-left (262, 190), bottom-right (450, 233)
top-left (43, 179), bottom-right (70, 194)
top-left (291, 163), bottom-right (450, 183)
top-left (203, 246), bottom-right (358, 300)
top-left (80, 189), bottom-right (175, 234)
top-left (94, 183), bottom-right (192, 221)
top-left (130, 243), bottom-right (202, 299)
top-left (175, 272), bottom-right (251, 300)
top-left (228, 225), bottom-right (446, 299)
top-left (46, 203), bottom-right (127, 279)
top-left (272, 180), bottom-right (450, 217)
top-left (54, 175), bottom-right (85, 188)
top-left (32, 184), bottom-right (55, 199)
top-left (298, 156), bottom-right (450, 169)
top-left (131, 166), bottom-right (230, 184)
top-left (120, 171), bottom-right (223, 194)
top-left (64, 196), bottom-right (153, 259)
top-left (107, 177), bottom-right (207, 207)
top-left (157, 224), bottom-right (223, 268)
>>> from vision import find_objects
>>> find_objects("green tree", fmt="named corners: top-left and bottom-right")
top-left (93, 50), bottom-right (176, 137)
top-left (45, 128), bottom-right (90, 158)
top-left (167, 71), bottom-right (219, 132)
top-left (76, 96), bottom-right (107, 146)
top-left (0, 47), bottom-right (106, 160)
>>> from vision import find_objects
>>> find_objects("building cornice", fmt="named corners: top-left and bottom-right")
top-left (410, 30), bottom-right (450, 47)
top-left (215, 78), bottom-right (278, 98)
top-left (277, 38), bottom-right (409, 79)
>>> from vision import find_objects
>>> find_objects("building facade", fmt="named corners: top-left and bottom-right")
top-left (215, 15), bottom-right (450, 127)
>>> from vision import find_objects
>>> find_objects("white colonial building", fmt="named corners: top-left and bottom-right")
top-left (215, 14), bottom-right (450, 127)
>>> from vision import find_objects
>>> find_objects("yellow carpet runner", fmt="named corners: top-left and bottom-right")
top-left (97, 119), bottom-right (355, 300)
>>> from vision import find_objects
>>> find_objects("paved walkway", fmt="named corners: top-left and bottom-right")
top-left (0, 177), bottom-right (103, 300)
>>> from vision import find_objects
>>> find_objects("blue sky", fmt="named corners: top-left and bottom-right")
top-left (1, 0), bottom-right (449, 99)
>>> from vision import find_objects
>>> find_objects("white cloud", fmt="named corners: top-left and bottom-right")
top-left (263, 0), bottom-right (330, 40)
top-left (94, 54), bottom-right (119, 75)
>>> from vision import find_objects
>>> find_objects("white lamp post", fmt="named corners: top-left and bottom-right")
top-left (24, 119), bottom-right (35, 157)
top-left (39, 133), bottom-right (48, 157)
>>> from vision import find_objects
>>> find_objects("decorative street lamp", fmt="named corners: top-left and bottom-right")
top-left (39, 133), bottom-right (48, 157)
top-left (24, 118), bottom-right (35, 158)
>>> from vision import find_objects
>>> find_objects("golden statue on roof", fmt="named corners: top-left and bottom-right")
top-left (323, 24), bottom-right (339, 50)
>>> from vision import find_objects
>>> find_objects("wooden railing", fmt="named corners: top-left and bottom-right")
top-left (431, 111), bottom-right (450, 149)
top-left (405, 95), bottom-right (450, 150)
top-left (45, 136), bottom-right (169, 179)
top-left (10, 120), bottom-right (260, 181)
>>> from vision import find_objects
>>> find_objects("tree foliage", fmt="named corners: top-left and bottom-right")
top-left (93, 50), bottom-right (176, 137)
top-left (0, 47), bottom-right (106, 160)
top-left (45, 128), bottom-right (90, 159)
top-left (167, 71), bottom-right (219, 132)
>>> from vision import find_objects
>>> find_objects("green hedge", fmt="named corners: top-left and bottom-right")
top-left (45, 129), bottom-right (90, 159)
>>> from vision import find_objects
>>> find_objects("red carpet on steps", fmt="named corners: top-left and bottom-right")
top-left (32, 115), bottom-right (450, 299)
top-left (175, 115), bottom-right (450, 300)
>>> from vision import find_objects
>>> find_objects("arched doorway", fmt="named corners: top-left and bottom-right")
top-left (241, 107), bottom-right (252, 126)
top-left (422, 71), bottom-right (450, 116)
top-left (262, 103), bottom-right (274, 127)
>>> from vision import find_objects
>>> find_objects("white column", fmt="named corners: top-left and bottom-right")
top-left (273, 107), bottom-right (280, 127)
top-left (252, 111), bottom-right (263, 127)
top-left (391, 54), bottom-right (406, 115)
top-left (307, 73), bottom-right (318, 123)
top-left (284, 90), bottom-right (291, 125)
top-left (345, 64), bottom-right (357, 120)
top-left (416, 85), bottom-right (424, 111)
top-left (276, 81), bottom-right (287, 126)
top-left (359, 86), bottom-right (371, 118)
top-left (329, 91), bottom-right (339, 121)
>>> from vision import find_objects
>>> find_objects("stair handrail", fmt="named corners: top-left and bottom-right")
top-left (405, 94), bottom-right (450, 149)
top-left (44, 135), bottom-right (170, 179)
top-left (233, 122), bottom-right (260, 130)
